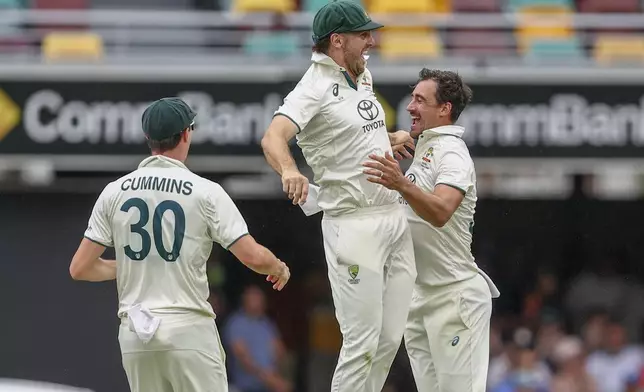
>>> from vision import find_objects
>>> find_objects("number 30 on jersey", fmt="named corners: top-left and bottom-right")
top-left (120, 198), bottom-right (186, 262)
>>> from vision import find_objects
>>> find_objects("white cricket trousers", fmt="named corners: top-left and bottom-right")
top-left (405, 273), bottom-right (493, 392)
top-left (118, 313), bottom-right (228, 392)
top-left (322, 203), bottom-right (417, 392)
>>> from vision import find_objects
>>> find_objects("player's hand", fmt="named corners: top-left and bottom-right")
top-left (281, 168), bottom-right (309, 205)
top-left (362, 152), bottom-right (408, 191)
top-left (266, 261), bottom-right (290, 291)
top-left (389, 130), bottom-right (415, 161)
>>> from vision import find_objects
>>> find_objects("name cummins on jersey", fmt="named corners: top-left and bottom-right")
top-left (275, 52), bottom-right (398, 216)
top-left (84, 155), bottom-right (249, 319)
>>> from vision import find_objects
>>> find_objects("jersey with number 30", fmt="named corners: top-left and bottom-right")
top-left (84, 155), bottom-right (248, 319)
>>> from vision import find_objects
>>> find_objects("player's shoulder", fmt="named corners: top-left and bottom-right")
top-left (435, 135), bottom-right (474, 168)
top-left (98, 173), bottom-right (130, 198)
top-left (438, 134), bottom-right (472, 158)
top-left (300, 64), bottom-right (336, 94)
top-left (185, 174), bottom-right (228, 199)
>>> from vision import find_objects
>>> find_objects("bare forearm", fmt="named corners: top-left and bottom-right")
top-left (72, 258), bottom-right (116, 282)
top-left (399, 181), bottom-right (451, 227)
top-left (261, 133), bottom-right (298, 176)
top-left (244, 246), bottom-right (283, 276)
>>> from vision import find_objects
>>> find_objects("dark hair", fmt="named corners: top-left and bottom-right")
top-left (416, 68), bottom-right (473, 122)
top-left (147, 131), bottom-right (184, 152)
top-left (312, 36), bottom-right (331, 54)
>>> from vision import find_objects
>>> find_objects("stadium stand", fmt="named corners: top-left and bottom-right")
top-left (593, 33), bottom-right (644, 65)
top-left (578, 0), bottom-right (640, 13)
top-left (303, 0), bottom-right (362, 12)
top-left (515, 4), bottom-right (576, 55)
top-left (368, 0), bottom-right (434, 13)
top-left (233, 0), bottom-right (296, 13)
top-left (0, 0), bottom-right (642, 63)
top-left (0, 0), bottom-right (21, 8)
top-left (41, 31), bottom-right (103, 61)
top-left (243, 30), bottom-right (300, 56)
top-left (523, 36), bottom-right (585, 61)
top-left (452, 0), bottom-right (500, 12)
top-left (32, 0), bottom-right (87, 9)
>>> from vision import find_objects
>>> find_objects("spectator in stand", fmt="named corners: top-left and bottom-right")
top-left (587, 318), bottom-right (644, 392)
top-left (523, 268), bottom-right (561, 327)
top-left (489, 327), bottom-right (552, 392)
top-left (224, 285), bottom-right (292, 392)
top-left (550, 336), bottom-right (597, 392)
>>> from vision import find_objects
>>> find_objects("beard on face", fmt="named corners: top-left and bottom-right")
top-left (342, 43), bottom-right (365, 77)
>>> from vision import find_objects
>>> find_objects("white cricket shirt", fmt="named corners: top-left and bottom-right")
top-left (275, 52), bottom-right (398, 216)
top-left (403, 125), bottom-right (496, 291)
top-left (84, 155), bottom-right (249, 319)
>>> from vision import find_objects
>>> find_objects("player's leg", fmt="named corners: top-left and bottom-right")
top-left (121, 351), bottom-right (173, 392)
top-left (404, 290), bottom-right (440, 391)
top-left (428, 274), bottom-right (493, 392)
top-left (365, 213), bottom-right (416, 392)
top-left (119, 323), bottom-right (173, 392)
top-left (322, 216), bottom-right (386, 392)
top-left (162, 319), bottom-right (229, 392)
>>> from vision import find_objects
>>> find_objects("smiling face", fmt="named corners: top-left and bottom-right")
top-left (406, 79), bottom-right (453, 138)
top-left (406, 69), bottom-right (473, 138)
top-left (331, 30), bottom-right (375, 78)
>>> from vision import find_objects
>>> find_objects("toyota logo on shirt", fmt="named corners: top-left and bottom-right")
top-left (357, 99), bottom-right (379, 121)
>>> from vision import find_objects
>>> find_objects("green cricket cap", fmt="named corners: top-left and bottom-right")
top-left (141, 97), bottom-right (196, 141)
top-left (312, 0), bottom-right (384, 44)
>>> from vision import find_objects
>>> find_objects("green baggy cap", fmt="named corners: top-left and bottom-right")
top-left (312, 0), bottom-right (384, 44)
top-left (142, 97), bottom-right (196, 141)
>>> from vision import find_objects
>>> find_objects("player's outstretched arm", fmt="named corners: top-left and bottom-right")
top-left (69, 238), bottom-right (116, 282)
top-left (261, 116), bottom-right (309, 205)
top-left (229, 235), bottom-right (290, 291)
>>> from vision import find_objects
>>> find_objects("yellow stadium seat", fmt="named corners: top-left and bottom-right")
top-left (515, 5), bottom-right (573, 54)
top-left (379, 30), bottom-right (442, 60)
top-left (232, 0), bottom-right (295, 13)
top-left (42, 32), bottom-right (103, 62)
top-left (369, 0), bottom-right (434, 13)
top-left (433, 0), bottom-right (452, 13)
top-left (593, 34), bottom-right (644, 65)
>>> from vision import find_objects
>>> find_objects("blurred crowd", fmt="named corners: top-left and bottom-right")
top-left (205, 249), bottom-right (644, 392)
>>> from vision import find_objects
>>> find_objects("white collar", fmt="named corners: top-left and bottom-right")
top-left (419, 125), bottom-right (465, 139)
top-left (310, 52), bottom-right (368, 77)
top-left (138, 155), bottom-right (189, 170)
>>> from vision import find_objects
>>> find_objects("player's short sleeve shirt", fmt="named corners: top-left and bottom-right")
top-left (85, 155), bottom-right (248, 318)
top-left (274, 52), bottom-right (398, 216)
top-left (402, 125), bottom-right (480, 287)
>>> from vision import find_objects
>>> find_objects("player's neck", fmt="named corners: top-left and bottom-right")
top-left (327, 51), bottom-right (357, 83)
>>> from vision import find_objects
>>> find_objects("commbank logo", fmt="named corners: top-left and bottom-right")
top-left (0, 89), bottom-right (20, 142)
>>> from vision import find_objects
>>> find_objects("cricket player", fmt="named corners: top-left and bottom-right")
top-left (260, 1), bottom-right (416, 391)
top-left (69, 97), bottom-right (290, 392)
top-left (363, 69), bottom-right (501, 392)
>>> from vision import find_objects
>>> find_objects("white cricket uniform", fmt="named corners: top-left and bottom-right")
top-left (401, 125), bottom-right (500, 392)
top-left (84, 155), bottom-right (249, 392)
top-left (275, 52), bottom-right (416, 392)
